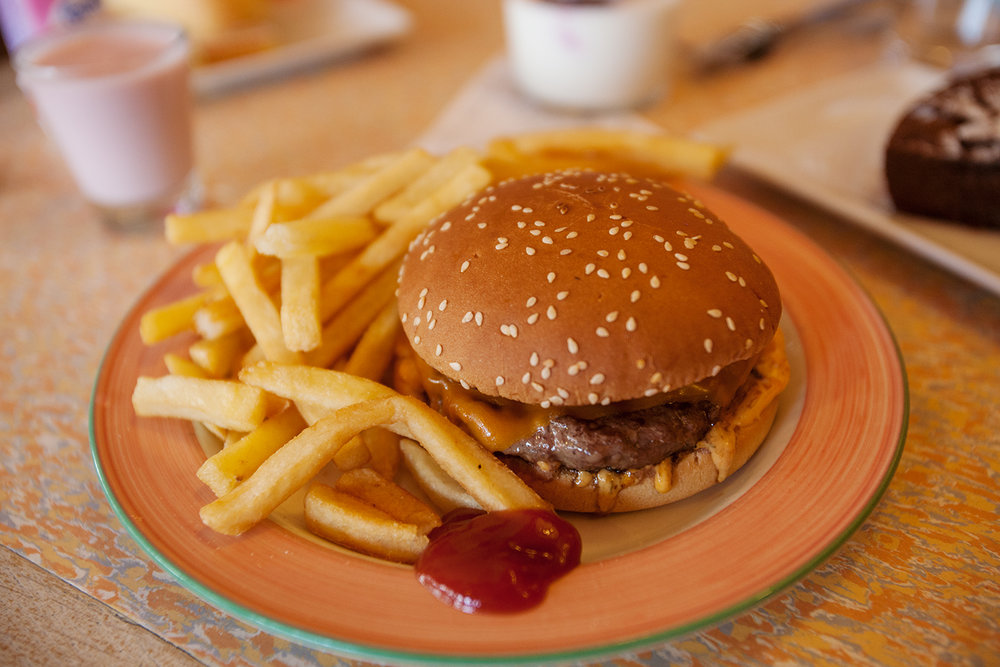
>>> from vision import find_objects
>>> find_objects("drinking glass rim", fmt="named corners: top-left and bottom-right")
top-left (13, 19), bottom-right (188, 82)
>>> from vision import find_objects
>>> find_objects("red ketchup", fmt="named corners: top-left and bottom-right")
top-left (415, 508), bottom-right (582, 614)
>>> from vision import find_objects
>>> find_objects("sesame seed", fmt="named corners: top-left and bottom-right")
top-left (676, 262), bottom-right (690, 270)
top-left (650, 276), bottom-right (661, 288)
top-left (606, 311), bottom-right (619, 322)
top-left (596, 326), bottom-right (610, 337)
top-left (704, 338), bottom-right (713, 353)
top-left (547, 305), bottom-right (557, 320)
top-left (435, 344), bottom-right (443, 356)
top-left (557, 291), bottom-right (569, 300)
top-left (590, 373), bottom-right (606, 385)
top-left (522, 372), bottom-right (531, 384)
top-left (450, 361), bottom-right (462, 371)
top-left (622, 268), bottom-right (632, 279)
top-left (597, 250), bottom-right (609, 257)
top-left (438, 299), bottom-right (448, 311)
top-left (530, 352), bottom-right (539, 366)
top-left (626, 316), bottom-right (637, 332)
top-left (585, 263), bottom-right (596, 275)
top-left (560, 249), bottom-right (573, 255)
top-left (726, 317), bottom-right (736, 331)
top-left (707, 309), bottom-right (723, 318)
top-left (566, 231), bottom-right (579, 239)
top-left (475, 312), bottom-right (483, 326)
top-left (460, 260), bottom-right (470, 273)
top-left (567, 337), bottom-right (579, 354)
top-left (588, 392), bottom-right (600, 405)
top-left (630, 290), bottom-right (641, 303)
top-left (547, 272), bottom-right (556, 283)
top-left (527, 313), bottom-right (540, 324)
top-left (597, 268), bottom-right (610, 279)
top-left (726, 271), bottom-right (738, 282)
top-left (496, 376), bottom-right (505, 386)
top-left (525, 247), bottom-right (536, 256)
top-left (526, 296), bottom-right (537, 307)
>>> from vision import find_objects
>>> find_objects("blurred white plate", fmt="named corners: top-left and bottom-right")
top-left (694, 61), bottom-right (1000, 296)
top-left (193, 0), bottom-right (411, 95)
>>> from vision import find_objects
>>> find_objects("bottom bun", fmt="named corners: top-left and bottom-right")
top-left (500, 330), bottom-right (790, 514)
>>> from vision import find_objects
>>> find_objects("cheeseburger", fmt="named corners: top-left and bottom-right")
top-left (396, 170), bottom-right (790, 513)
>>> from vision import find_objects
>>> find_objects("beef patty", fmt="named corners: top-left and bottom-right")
top-left (501, 400), bottom-right (720, 471)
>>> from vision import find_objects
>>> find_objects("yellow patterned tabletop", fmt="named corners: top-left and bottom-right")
top-left (2, 2), bottom-right (998, 665)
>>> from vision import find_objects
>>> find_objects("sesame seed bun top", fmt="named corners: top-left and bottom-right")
top-left (397, 170), bottom-right (781, 408)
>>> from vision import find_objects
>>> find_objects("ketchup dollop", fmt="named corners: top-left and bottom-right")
top-left (415, 508), bottom-right (582, 614)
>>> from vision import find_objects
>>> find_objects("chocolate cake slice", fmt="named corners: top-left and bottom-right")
top-left (885, 67), bottom-right (1000, 229)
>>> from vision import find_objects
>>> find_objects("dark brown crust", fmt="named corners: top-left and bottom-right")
top-left (397, 170), bottom-right (782, 407)
top-left (885, 67), bottom-right (1000, 228)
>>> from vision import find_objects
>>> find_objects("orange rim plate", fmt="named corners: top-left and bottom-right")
top-left (90, 183), bottom-right (907, 665)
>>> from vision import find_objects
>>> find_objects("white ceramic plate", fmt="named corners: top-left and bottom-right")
top-left (694, 61), bottom-right (1000, 296)
top-left (193, 0), bottom-right (411, 95)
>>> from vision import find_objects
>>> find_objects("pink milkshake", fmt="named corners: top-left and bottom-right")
top-left (14, 20), bottom-right (199, 228)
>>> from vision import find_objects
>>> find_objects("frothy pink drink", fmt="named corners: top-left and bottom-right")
top-left (15, 20), bottom-right (197, 226)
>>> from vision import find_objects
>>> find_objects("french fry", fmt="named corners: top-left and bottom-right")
top-left (166, 205), bottom-right (255, 244)
top-left (331, 435), bottom-right (371, 470)
top-left (189, 328), bottom-right (252, 378)
top-left (490, 128), bottom-right (730, 181)
top-left (163, 352), bottom-right (211, 379)
top-left (317, 162), bottom-right (491, 322)
top-left (197, 405), bottom-right (308, 496)
top-left (246, 180), bottom-right (278, 249)
top-left (381, 396), bottom-right (548, 512)
top-left (239, 360), bottom-right (395, 418)
top-left (307, 147), bottom-right (434, 220)
top-left (399, 438), bottom-right (480, 513)
top-left (139, 291), bottom-right (209, 344)
top-left (361, 426), bottom-right (401, 481)
top-left (199, 393), bottom-right (545, 536)
top-left (254, 216), bottom-right (377, 258)
top-left (199, 398), bottom-right (399, 534)
top-left (132, 375), bottom-right (268, 432)
top-left (374, 146), bottom-right (481, 223)
top-left (279, 256), bottom-right (321, 352)
top-left (335, 467), bottom-right (440, 533)
top-left (305, 485), bottom-right (428, 564)
top-left (193, 297), bottom-right (245, 340)
top-left (343, 299), bottom-right (402, 382)
top-left (215, 241), bottom-right (303, 365)
top-left (307, 262), bottom-right (400, 368)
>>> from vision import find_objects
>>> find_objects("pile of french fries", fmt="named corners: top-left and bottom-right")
top-left (131, 129), bottom-right (727, 563)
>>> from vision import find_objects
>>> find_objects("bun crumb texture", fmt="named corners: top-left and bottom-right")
top-left (397, 170), bottom-right (781, 407)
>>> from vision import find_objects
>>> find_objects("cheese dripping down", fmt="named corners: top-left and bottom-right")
top-left (403, 344), bottom-right (759, 453)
